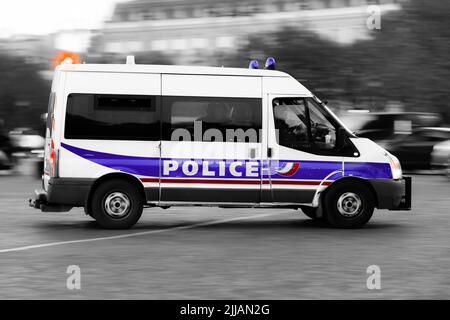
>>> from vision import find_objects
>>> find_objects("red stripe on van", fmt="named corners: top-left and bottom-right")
top-left (158, 178), bottom-right (260, 185)
top-left (140, 178), bottom-right (159, 183)
top-left (140, 178), bottom-right (332, 186)
top-left (264, 180), bottom-right (332, 186)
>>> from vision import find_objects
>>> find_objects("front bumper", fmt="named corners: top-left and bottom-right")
top-left (369, 177), bottom-right (412, 211)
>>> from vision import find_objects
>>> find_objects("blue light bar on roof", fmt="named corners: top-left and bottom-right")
top-left (249, 60), bottom-right (259, 69)
top-left (265, 57), bottom-right (276, 70)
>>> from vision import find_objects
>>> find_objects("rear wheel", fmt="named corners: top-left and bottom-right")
top-left (91, 179), bottom-right (143, 229)
top-left (324, 181), bottom-right (375, 228)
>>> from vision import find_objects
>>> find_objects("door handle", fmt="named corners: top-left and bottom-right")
top-left (249, 148), bottom-right (257, 159)
top-left (267, 147), bottom-right (273, 158)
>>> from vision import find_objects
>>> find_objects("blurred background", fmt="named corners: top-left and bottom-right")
top-left (1, 0), bottom-right (450, 300)
top-left (0, 0), bottom-right (449, 177)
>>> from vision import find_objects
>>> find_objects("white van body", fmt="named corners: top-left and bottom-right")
top-left (31, 62), bottom-right (411, 229)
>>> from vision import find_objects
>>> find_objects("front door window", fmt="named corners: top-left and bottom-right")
top-left (273, 97), bottom-right (338, 155)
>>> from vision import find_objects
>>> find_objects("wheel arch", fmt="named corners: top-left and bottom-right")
top-left (84, 172), bottom-right (146, 216)
top-left (321, 176), bottom-right (379, 208)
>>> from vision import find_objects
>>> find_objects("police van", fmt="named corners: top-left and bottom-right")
top-left (30, 57), bottom-right (411, 229)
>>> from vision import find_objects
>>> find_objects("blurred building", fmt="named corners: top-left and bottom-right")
top-left (0, 30), bottom-right (94, 80)
top-left (53, 29), bottom-right (94, 54)
top-left (91, 0), bottom-right (404, 64)
top-left (0, 34), bottom-right (55, 65)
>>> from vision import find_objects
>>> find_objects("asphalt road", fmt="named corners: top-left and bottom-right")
top-left (0, 173), bottom-right (449, 299)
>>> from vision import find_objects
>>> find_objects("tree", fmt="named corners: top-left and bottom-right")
top-left (220, 0), bottom-right (450, 121)
top-left (362, 0), bottom-right (450, 119)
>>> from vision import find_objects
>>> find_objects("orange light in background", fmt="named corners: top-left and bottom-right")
top-left (52, 51), bottom-right (81, 68)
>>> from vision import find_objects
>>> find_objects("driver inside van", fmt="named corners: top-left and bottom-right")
top-left (273, 100), bottom-right (309, 143)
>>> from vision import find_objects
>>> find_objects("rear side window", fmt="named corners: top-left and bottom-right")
top-left (162, 96), bottom-right (262, 142)
top-left (65, 94), bottom-right (159, 140)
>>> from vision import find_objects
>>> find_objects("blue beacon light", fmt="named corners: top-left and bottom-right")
top-left (249, 60), bottom-right (259, 69)
top-left (265, 57), bottom-right (276, 70)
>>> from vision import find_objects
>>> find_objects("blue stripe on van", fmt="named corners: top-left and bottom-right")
top-left (344, 161), bottom-right (392, 179)
top-left (61, 142), bottom-right (160, 178)
top-left (61, 143), bottom-right (392, 181)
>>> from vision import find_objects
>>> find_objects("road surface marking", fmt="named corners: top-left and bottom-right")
top-left (0, 211), bottom-right (286, 254)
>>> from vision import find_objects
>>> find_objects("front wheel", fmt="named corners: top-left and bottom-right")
top-left (324, 181), bottom-right (375, 228)
top-left (91, 179), bottom-right (143, 229)
top-left (446, 158), bottom-right (450, 180)
top-left (300, 206), bottom-right (324, 220)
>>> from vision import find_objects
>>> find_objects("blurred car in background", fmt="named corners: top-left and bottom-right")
top-left (0, 129), bottom-right (14, 170)
top-left (340, 111), bottom-right (448, 169)
top-left (9, 127), bottom-right (45, 177)
top-left (385, 127), bottom-right (450, 170)
top-left (340, 112), bottom-right (443, 143)
top-left (0, 120), bottom-right (14, 170)
top-left (9, 127), bottom-right (45, 155)
top-left (431, 139), bottom-right (450, 178)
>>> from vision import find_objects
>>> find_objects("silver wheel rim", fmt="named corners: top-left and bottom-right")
top-left (337, 192), bottom-right (363, 217)
top-left (104, 192), bottom-right (131, 219)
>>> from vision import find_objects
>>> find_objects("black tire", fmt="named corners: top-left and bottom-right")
top-left (324, 181), bottom-right (375, 229)
top-left (446, 159), bottom-right (450, 180)
top-left (301, 206), bottom-right (324, 220)
top-left (84, 205), bottom-right (94, 219)
top-left (91, 179), bottom-right (143, 229)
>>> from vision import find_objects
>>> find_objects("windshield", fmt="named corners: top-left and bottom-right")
top-left (311, 96), bottom-right (356, 137)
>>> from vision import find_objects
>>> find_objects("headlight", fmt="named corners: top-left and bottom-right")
top-left (387, 153), bottom-right (402, 180)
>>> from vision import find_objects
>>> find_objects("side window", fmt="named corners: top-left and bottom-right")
top-left (65, 94), bottom-right (159, 140)
top-left (273, 97), bottom-right (338, 153)
top-left (162, 96), bottom-right (262, 143)
top-left (306, 98), bottom-right (337, 150)
top-left (273, 98), bottom-right (310, 151)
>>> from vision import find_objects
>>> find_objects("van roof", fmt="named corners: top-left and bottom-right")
top-left (56, 63), bottom-right (290, 78)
